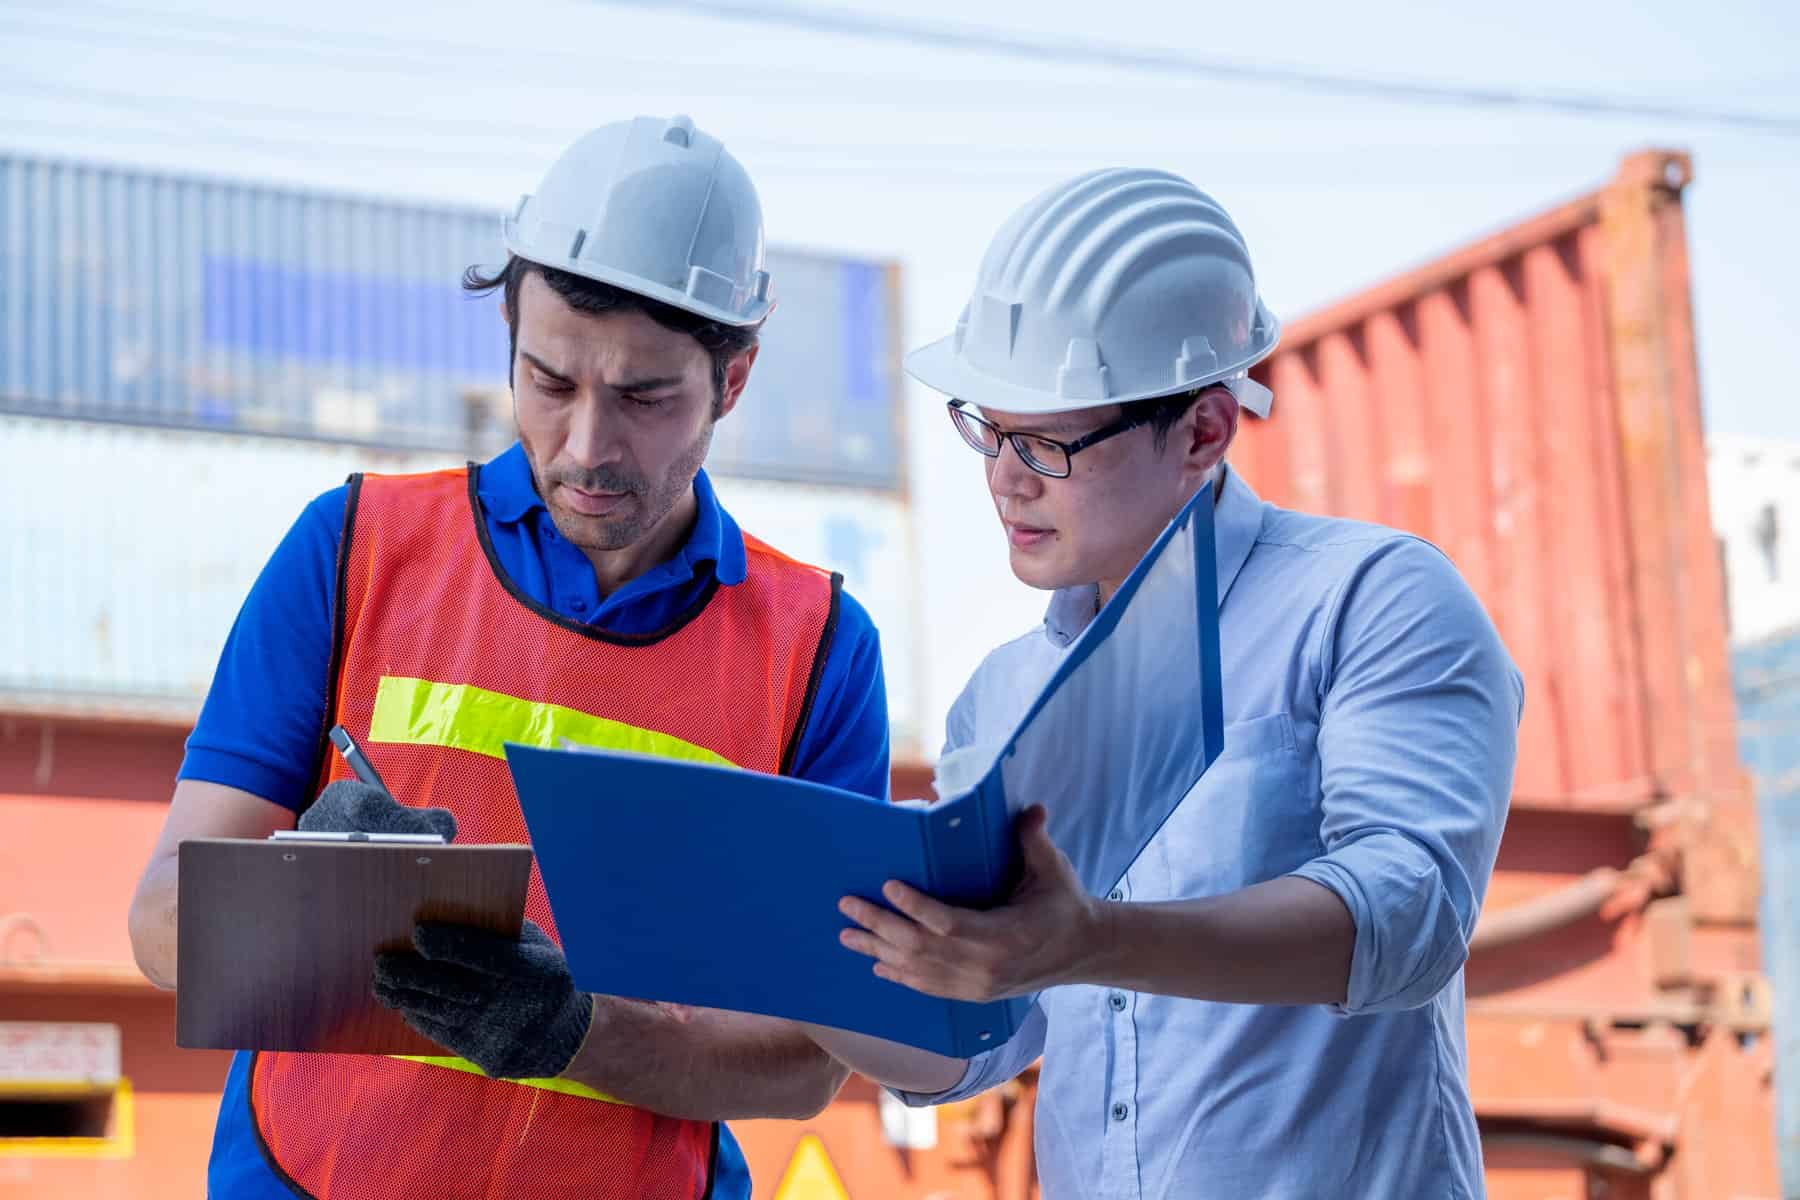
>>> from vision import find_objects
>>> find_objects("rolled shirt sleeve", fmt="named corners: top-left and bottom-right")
top-left (888, 1001), bottom-right (1048, 1108)
top-left (888, 664), bottom-right (1049, 1107)
top-left (1288, 537), bottom-right (1523, 1015)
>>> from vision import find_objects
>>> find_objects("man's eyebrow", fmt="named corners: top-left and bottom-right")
top-left (610, 375), bottom-right (686, 392)
top-left (517, 353), bottom-right (686, 393)
top-left (988, 414), bottom-right (1089, 438)
top-left (518, 351), bottom-right (572, 381)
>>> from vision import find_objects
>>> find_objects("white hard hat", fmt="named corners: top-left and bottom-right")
top-left (503, 114), bottom-right (772, 327)
top-left (906, 168), bottom-right (1279, 417)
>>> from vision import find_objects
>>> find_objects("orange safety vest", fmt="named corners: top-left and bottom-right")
top-left (248, 466), bottom-right (840, 1200)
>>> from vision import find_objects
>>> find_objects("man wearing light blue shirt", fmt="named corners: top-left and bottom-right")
top-left (806, 169), bottom-right (1522, 1198)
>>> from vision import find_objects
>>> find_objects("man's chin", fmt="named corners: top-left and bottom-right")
top-left (548, 505), bottom-right (641, 552)
top-left (1008, 546), bottom-right (1073, 592)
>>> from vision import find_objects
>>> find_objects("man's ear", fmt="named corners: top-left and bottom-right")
top-left (499, 299), bottom-right (516, 390)
top-left (1182, 385), bottom-right (1239, 487)
top-left (714, 344), bottom-right (760, 422)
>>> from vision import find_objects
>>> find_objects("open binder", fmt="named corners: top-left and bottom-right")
top-left (507, 482), bottom-right (1224, 1057)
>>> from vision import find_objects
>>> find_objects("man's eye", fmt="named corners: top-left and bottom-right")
top-left (627, 394), bottom-right (666, 409)
top-left (533, 373), bottom-right (573, 393)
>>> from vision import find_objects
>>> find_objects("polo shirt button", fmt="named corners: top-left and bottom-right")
top-left (1107, 888), bottom-right (1123, 902)
top-left (571, 598), bottom-right (587, 613)
top-left (1111, 1102), bottom-right (1129, 1122)
top-left (1109, 992), bottom-right (1127, 1012)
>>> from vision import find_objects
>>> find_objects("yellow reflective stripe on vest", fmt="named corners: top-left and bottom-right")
top-left (388, 1055), bottom-right (621, 1103)
top-left (369, 675), bottom-right (739, 767)
top-left (369, 674), bottom-right (736, 1103)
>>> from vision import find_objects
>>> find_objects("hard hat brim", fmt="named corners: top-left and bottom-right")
top-left (504, 237), bottom-right (772, 329)
top-left (904, 330), bottom-right (1278, 417)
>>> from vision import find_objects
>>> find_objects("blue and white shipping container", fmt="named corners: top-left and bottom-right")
top-left (0, 154), bottom-right (921, 749)
top-left (0, 151), bottom-right (906, 487)
top-left (1734, 624), bottom-right (1800, 1193)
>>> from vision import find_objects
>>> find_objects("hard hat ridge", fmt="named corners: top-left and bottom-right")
top-left (502, 114), bottom-right (772, 328)
top-left (909, 167), bottom-right (1279, 417)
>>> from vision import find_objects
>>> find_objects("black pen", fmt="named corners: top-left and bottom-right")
top-left (328, 724), bottom-right (394, 800)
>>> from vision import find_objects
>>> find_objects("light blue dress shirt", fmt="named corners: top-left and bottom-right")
top-left (899, 467), bottom-right (1523, 1200)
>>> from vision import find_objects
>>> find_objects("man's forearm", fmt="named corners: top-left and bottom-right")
top-left (1076, 875), bottom-right (1355, 1004)
top-left (127, 856), bottom-right (180, 990)
top-left (559, 1000), bottom-right (850, 1121)
top-left (128, 780), bottom-right (298, 991)
top-left (799, 1024), bottom-right (968, 1095)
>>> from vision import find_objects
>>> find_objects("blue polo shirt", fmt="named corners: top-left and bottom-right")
top-left (187, 441), bottom-right (890, 1200)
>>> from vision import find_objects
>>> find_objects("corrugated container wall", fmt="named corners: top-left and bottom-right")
top-left (0, 152), bottom-right (906, 490)
top-left (0, 415), bottom-right (922, 746)
top-left (1242, 150), bottom-right (1741, 818)
top-left (0, 417), bottom-right (453, 719)
top-left (1238, 150), bottom-right (1774, 1199)
top-left (1734, 625), bottom-right (1800, 1194)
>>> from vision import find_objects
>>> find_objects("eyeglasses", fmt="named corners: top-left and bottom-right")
top-left (946, 399), bottom-right (1167, 479)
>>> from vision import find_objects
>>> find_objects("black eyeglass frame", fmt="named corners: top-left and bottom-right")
top-left (946, 398), bottom-right (1171, 479)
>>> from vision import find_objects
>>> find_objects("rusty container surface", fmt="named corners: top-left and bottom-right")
top-left (1236, 150), bottom-right (1774, 1198)
top-left (0, 725), bottom-right (1039, 1200)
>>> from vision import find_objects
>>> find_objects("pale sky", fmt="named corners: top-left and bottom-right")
top-left (6, 0), bottom-right (1798, 754)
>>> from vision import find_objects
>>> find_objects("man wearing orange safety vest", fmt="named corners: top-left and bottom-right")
top-left (127, 114), bottom-right (891, 1199)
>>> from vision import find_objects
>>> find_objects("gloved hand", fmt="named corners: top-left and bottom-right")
top-left (298, 780), bottom-right (457, 841)
top-left (373, 919), bottom-right (593, 1080)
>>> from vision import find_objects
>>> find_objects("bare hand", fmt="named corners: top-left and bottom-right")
top-left (837, 807), bottom-right (1103, 1002)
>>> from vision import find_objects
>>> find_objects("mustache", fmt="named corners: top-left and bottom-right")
top-left (547, 467), bottom-right (643, 495)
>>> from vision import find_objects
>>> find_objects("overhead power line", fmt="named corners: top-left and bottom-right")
top-left (16, 5), bottom-right (1798, 136)
top-left (12, 78), bottom-right (1619, 174)
top-left (593, 0), bottom-right (1800, 137)
top-left (0, 114), bottom-right (1132, 183)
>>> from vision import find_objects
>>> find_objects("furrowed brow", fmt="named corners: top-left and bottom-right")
top-left (518, 351), bottom-right (573, 383)
top-left (610, 374), bottom-right (686, 393)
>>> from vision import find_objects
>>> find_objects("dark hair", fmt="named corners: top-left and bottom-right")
top-left (462, 256), bottom-right (760, 407)
top-left (1118, 386), bottom-right (1209, 452)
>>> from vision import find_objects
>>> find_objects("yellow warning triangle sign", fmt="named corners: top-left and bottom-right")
top-left (771, 1133), bottom-right (850, 1200)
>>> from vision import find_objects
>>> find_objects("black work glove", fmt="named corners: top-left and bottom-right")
top-left (372, 919), bottom-right (593, 1080)
top-left (298, 780), bottom-right (457, 841)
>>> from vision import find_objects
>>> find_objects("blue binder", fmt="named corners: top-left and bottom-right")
top-left (507, 482), bottom-right (1224, 1058)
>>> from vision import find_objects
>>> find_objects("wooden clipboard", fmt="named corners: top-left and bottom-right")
top-left (175, 837), bottom-right (532, 1054)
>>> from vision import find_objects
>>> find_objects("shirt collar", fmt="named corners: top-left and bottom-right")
top-left (1043, 585), bottom-right (1102, 647)
top-left (1042, 465), bottom-right (1266, 648)
top-left (687, 469), bottom-right (748, 586)
top-left (475, 441), bottom-right (542, 523)
top-left (475, 442), bottom-right (747, 587)
top-left (1211, 464), bottom-right (1264, 607)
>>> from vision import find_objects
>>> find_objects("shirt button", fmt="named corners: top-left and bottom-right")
top-left (1107, 888), bottom-right (1123, 902)
top-left (1108, 992), bottom-right (1127, 1012)
top-left (571, 598), bottom-right (587, 613)
top-left (1111, 1102), bottom-right (1129, 1122)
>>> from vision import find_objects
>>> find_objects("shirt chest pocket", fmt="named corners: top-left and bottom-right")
top-left (1144, 713), bottom-right (1322, 898)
